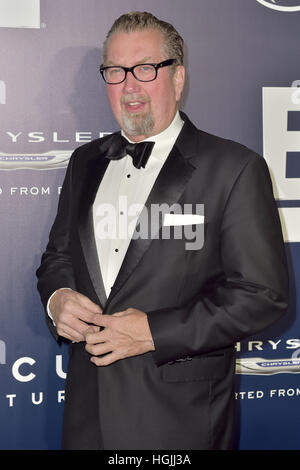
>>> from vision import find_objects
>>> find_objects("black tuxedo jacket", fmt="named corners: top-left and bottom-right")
top-left (36, 112), bottom-right (288, 450)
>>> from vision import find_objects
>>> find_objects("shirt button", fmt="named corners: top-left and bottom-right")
top-left (126, 174), bottom-right (131, 178)
top-left (114, 248), bottom-right (119, 252)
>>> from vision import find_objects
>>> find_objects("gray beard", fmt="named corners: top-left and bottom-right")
top-left (122, 111), bottom-right (155, 137)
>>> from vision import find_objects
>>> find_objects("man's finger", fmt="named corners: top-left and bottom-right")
top-left (90, 313), bottom-right (119, 328)
top-left (76, 292), bottom-right (103, 314)
top-left (56, 323), bottom-right (85, 342)
top-left (57, 314), bottom-right (99, 338)
top-left (78, 308), bottom-right (103, 326)
top-left (85, 341), bottom-right (113, 357)
top-left (84, 325), bottom-right (100, 335)
top-left (60, 299), bottom-right (102, 325)
top-left (85, 327), bottom-right (108, 344)
top-left (90, 351), bottom-right (120, 366)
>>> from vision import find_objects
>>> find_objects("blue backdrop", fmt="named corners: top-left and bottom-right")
top-left (0, 0), bottom-right (299, 450)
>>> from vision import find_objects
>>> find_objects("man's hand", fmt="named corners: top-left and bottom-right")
top-left (85, 308), bottom-right (155, 366)
top-left (49, 288), bottom-right (102, 342)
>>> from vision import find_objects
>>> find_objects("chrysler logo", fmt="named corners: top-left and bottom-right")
top-left (0, 151), bottom-right (72, 170)
top-left (256, 0), bottom-right (300, 11)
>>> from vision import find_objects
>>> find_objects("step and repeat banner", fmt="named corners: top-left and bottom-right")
top-left (0, 0), bottom-right (299, 450)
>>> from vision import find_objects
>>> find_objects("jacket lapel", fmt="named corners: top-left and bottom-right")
top-left (77, 143), bottom-right (111, 308)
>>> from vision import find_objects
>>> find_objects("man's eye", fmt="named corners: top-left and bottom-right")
top-left (109, 68), bottom-right (122, 74)
top-left (140, 65), bottom-right (152, 72)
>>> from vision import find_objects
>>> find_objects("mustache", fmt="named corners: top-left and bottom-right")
top-left (121, 94), bottom-right (151, 104)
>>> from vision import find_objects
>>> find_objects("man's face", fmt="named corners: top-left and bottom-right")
top-left (104, 29), bottom-right (185, 142)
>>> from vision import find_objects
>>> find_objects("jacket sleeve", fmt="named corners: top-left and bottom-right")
top-left (147, 155), bottom-right (289, 366)
top-left (36, 151), bottom-right (77, 338)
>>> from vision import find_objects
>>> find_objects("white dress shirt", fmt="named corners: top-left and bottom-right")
top-left (93, 110), bottom-right (184, 298)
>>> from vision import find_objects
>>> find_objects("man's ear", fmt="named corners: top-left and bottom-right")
top-left (173, 65), bottom-right (185, 102)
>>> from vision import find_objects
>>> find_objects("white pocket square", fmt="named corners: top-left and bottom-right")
top-left (163, 213), bottom-right (205, 226)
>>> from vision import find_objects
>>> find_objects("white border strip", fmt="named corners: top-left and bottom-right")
top-left (0, 0), bottom-right (40, 29)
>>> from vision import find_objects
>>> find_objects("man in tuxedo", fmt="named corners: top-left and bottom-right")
top-left (36, 12), bottom-right (288, 450)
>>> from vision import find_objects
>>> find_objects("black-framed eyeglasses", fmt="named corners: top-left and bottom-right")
top-left (99, 59), bottom-right (177, 85)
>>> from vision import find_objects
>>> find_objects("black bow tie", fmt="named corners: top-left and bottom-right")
top-left (104, 133), bottom-right (155, 169)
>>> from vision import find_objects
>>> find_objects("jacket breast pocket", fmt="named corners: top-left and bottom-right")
top-left (161, 350), bottom-right (234, 383)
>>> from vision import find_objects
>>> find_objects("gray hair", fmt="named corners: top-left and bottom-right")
top-left (102, 11), bottom-right (184, 66)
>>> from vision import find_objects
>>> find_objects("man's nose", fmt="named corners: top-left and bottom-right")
top-left (122, 70), bottom-right (141, 94)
